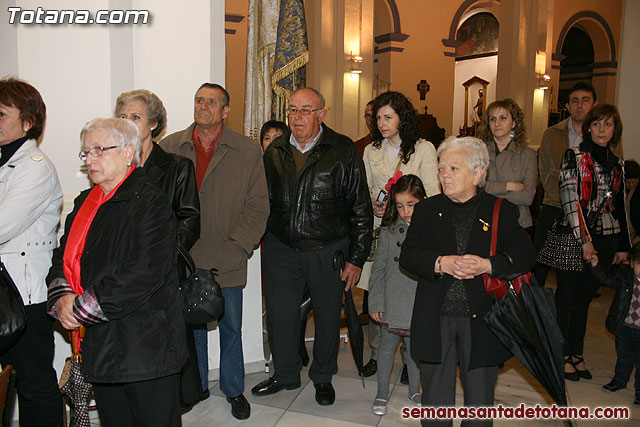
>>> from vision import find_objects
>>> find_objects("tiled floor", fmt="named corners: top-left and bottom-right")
top-left (80, 273), bottom-right (640, 426)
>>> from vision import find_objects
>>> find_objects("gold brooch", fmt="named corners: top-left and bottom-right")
top-left (479, 219), bottom-right (489, 231)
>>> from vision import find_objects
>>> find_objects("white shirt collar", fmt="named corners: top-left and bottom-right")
top-left (290, 127), bottom-right (323, 154)
top-left (567, 118), bottom-right (582, 148)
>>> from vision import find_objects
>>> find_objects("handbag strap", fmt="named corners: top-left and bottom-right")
top-left (394, 157), bottom-right (403, 174)
top-left (176, 242), bottom-right (196, 277)
top-left (489, 198), bottom-right (504, 257)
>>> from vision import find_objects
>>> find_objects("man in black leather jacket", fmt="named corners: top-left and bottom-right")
top-left (252, 88), bottom-right (372, 406)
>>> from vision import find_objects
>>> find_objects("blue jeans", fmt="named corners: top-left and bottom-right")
top-left (193, 286), bottom-right (245, 397)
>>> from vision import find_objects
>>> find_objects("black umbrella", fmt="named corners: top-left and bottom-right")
top-left (333, 250), bottom-right (366, 388)
top-left (59, 326), bottom-right (92, 427)
top-left (484, 280), bottom-right (568, 408)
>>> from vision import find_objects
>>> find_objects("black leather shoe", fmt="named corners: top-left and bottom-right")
top-left (634, 391), bottom-right (640, 406)
top-left (362, 359), bottom-right (377, 377)
top-left (251, 377), bottom-right (300, 396)
top-left (603, 380), bottom-right (626, 392)
top-left (200, 388), bottom-right (210, 401)
top-left (314, 382), bottom-right (335, 406)
top-left (226, 394), bottom-right (250, 420)
top-left (400, 364), bottom-right (409, 385)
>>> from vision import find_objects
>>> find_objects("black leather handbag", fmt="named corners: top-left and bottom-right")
top-left (177, 244), bottom-right (225, 325)
top-left (0, 257), bottom-right (26, 355)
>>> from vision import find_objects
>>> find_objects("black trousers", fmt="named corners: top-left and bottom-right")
top-left (533, 205), bottom-right (563, 287)
top-left (262, 233), bottom-right (348, 385)
top-left (1, 302), bottom-right (63, 427)
top-left (420, 316), bottom-right (499, 427)
top-left (555, 234), bottom-right (618, 355)
top-left (92, 373), bottom-right (180, 427)
top-left (180, 322), bottom-right (202, 406)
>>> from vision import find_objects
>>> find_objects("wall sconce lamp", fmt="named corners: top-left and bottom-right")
top-left (349, 51), bottom-right (363, 74)
top-left (538, 74), bottom-right (551, 90)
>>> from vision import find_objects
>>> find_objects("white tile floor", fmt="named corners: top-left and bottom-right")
top-left (181, 274), bottom-right (640, 427)
top-left (71, 274), bottom-right (640, 426)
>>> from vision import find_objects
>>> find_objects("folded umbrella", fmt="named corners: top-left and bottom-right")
top-left (59, 326), bottom-right (92, 427)
top-left (333, 250), bottom-right (365, 388)
top-left (484, 280), bottom-right (568, 408)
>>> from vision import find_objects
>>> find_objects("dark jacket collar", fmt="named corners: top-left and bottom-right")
top-left (272, 123), bottom-right (339, 151)
top-left (144, 142), bottom-right (170, 168)
top-left (106, 167), bottom-right (148, 203)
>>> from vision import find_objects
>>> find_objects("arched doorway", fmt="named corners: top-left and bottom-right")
top-left (557, 25), bottom-right (594, 117)
top-left (554, 11), bottom-right (617, 114)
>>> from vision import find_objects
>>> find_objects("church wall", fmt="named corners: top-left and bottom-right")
top-left (384, 0), bottom-right (461, 137)
top-left (225, 0), bottom-right (250, 135)
top-left (452, 55), bottom-right (498, 138)
top-left (616, 0), bottom-right (640, 162)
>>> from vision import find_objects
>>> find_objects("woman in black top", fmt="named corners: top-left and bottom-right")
top-left (116, 90), bottom-right (202, 411)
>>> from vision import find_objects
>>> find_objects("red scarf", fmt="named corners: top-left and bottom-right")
top-left (577, 152), bottom-right (623, 211)
top-left (62, 166), bottom-right (135, 349)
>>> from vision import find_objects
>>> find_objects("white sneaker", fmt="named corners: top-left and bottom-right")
top-left (409, 392), bottom-right (421, 407)
top-left (372, 398), bottom-right (387, 415)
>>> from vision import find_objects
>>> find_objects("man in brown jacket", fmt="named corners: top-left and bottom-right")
top-left (161, 83), bottom-right (269, 420)
top-left (535, 82), bottom-right (597, 286)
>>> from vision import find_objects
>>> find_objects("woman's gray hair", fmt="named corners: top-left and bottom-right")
top-left (80, 117), bottom-right (142, 165)
top-left (114, 89), bottom-right (167, 139)
top-left (437, 136), bottom-right (490, 187)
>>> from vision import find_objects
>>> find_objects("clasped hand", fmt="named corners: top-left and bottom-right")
top-left (55, 294), bottom-right (82, 331)
top-left (441, 254), bottom-right (492, 280)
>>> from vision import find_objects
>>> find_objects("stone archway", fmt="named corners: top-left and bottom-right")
top-left (554, 11), bottom-right (616, 66)
top-left (553, 11), bottom-right (617, 105)
top-left (442, 0), bottom-right (502, 56)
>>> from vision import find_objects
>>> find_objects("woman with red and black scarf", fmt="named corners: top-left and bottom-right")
top-left (557, 103), bottom-right (630, 382)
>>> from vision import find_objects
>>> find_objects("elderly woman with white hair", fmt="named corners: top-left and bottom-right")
top-left (400, 137), bottom-right (534, 426)
top-left (47, 118), bottom-right (187, 426)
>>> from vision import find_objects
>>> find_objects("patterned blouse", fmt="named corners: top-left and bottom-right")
top-left (559, 142), bottom-right (628, 247)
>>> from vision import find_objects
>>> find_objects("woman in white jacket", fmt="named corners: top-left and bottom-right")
top-left (359, 91), bottom-right (440, 378)
top-left (0, 78), bottom-right (63, 426)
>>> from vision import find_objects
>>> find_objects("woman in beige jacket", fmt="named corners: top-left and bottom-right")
top-left (359, 91), bottom-right (440, 377)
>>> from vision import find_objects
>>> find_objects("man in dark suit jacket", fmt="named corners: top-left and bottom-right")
top-left (252, 87), bottom-right (372, 406)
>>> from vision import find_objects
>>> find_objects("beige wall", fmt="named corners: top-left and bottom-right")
top-left (616, 0), bottom-right (640, 162)
top-left (225, 0), bottom-right (250, 134)
top-left (383, 0), bottom-right (461, 137)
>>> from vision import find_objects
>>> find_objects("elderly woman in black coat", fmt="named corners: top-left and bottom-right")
top-left (400, 136), bottom-right (535, 426)
top-left (47, 118), bottom-right (186, 427)
top-left (115, 89), bottom-right (203, 412)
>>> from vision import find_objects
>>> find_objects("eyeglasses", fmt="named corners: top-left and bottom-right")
top-left (287, 107), bottom-right (322, 116)
top-left (78, 145), bottom-right (119, 161)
